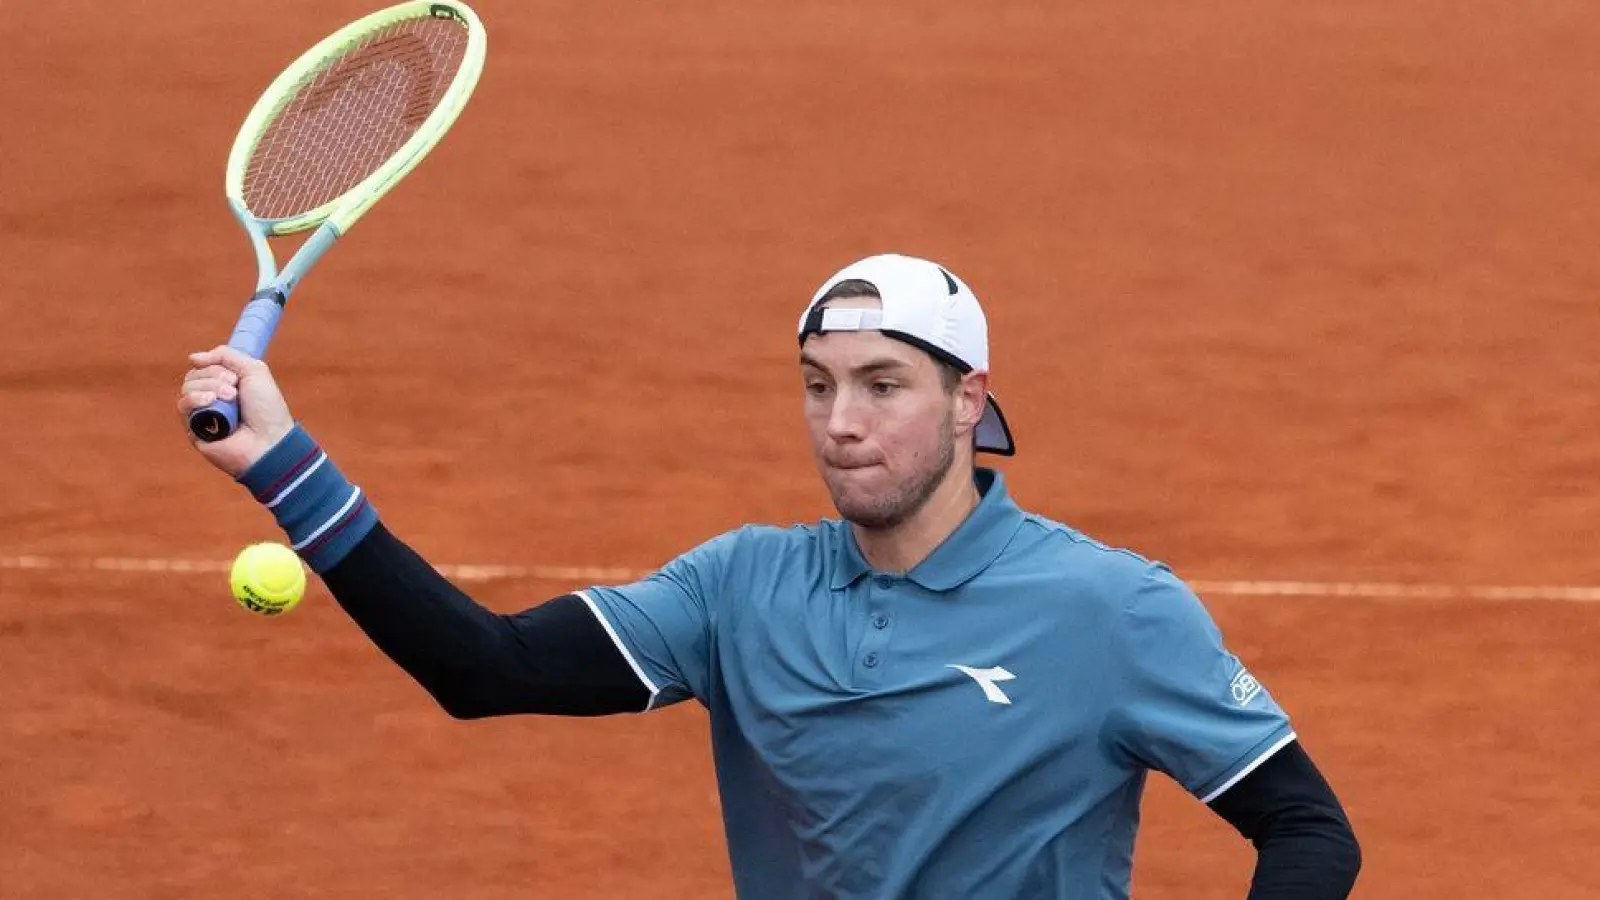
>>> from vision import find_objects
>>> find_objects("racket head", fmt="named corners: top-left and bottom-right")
top-left (224, 1), bottom-right (486, 237)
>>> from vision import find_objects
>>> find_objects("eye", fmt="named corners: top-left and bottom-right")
top-left (805, 380), bottom-right (831, 397)
top-left (870, 381), bottom-right (899, 397)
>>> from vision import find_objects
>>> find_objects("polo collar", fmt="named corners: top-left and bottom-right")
top-left (829, 468), bottom-right (1026, 592)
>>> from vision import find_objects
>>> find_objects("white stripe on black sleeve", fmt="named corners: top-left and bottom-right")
top-left (576, 590), bottom-right (662, 711)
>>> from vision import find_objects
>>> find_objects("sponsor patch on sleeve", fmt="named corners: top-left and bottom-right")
top-left (1229, 668), bottom-right (1263, 707)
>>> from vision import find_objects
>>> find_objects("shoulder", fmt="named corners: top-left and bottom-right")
top-left (667, 520), bottom-right (832, 577)
top-left (656, 521), bottom-right (836, 623)
top-left (700, 520), bottom-right (826, 555)
top-left (1009, 510), bottom-right (1162, 579)
top-left (1001, 510), bottom-right (1184, 607)
top-left (1002, 510), bottom-right (1222, 643)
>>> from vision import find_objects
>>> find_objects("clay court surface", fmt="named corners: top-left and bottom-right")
top-left (3, 1), bottom-right (1598, 896)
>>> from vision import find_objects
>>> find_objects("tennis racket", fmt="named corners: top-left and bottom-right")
top-left (189, 1), bottom-right (487, 442)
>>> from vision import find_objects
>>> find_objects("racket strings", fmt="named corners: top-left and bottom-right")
top-left (243, 16), bottom-right (469, 221)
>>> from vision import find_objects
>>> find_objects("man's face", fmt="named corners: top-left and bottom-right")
top-left (799, 298), bottom-right (980, 530)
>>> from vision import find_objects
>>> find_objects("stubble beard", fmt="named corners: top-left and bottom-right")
top-left (830, 416), bottom-right (958, 531)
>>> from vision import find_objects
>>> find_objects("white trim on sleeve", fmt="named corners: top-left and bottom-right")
top-left (291, 485), bottom-right (361, 550)
top-left (266, 453), bottom-right (328, 509)
top-left (576, 589), bottom-right (663, 711)
top-left (1199, 731), bottom-right (1299, 804)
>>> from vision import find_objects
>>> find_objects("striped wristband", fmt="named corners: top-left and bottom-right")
top-left (237, 425), bottom-right (379, 574)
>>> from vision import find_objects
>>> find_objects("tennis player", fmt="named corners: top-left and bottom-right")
top-left (179, 253), bottom-right (1360, 899)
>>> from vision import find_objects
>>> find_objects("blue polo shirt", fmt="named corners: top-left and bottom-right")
top-left (582, 470), bottom-right (1294, 899)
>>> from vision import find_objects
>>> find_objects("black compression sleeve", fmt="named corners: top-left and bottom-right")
top-left (1207, 741), bottom-right (1362, 899)
top-left (320, 521), bottom-right (651, 718)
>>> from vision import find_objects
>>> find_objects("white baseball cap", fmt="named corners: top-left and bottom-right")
top-left (797, 253), bottom-right (1016, 456)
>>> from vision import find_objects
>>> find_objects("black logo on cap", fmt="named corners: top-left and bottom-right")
top-left (939, 268), bottom-right (959, 295)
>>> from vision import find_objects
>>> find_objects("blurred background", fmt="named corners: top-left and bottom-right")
top-left (2, 1), bottom-right (1596, 896)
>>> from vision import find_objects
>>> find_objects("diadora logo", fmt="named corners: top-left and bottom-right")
top-left (947, 664), bottom-right (1016, 705)
top-left (1230, 668), bottom-right (1263, 707)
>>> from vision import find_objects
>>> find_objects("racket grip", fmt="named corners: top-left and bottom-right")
top-left (188, 289), bottom-right (286, 443)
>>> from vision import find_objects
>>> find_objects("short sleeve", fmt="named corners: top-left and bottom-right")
top-left (1104, 565), bottom-right (1296, 802)
top-left (579, 532), bottom-right (734, 711)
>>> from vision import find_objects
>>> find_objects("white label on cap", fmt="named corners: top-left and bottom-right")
top-left (820, 308), bottom-right (883, 331)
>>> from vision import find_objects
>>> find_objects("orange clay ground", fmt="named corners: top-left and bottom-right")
top-left (2, 1), bottom-right (1596, 897)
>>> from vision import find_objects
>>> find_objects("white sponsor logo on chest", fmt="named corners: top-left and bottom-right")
top-left (947, 664), bottom-right (1017, 705)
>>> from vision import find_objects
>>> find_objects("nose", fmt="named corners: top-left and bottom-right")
top-left (825, 387), bottom-right (868, 443)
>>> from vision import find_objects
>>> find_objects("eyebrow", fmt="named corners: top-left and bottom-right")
top-left (799, 353), bottom-right (913, 377)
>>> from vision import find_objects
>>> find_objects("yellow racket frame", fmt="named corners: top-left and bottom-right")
top-left (223, 0), bottom-right (487, 237)
top-left (190, 1), bottom-right (485, 443)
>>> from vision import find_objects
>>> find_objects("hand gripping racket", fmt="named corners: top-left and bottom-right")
top-left (189, 1), bottom-right (486, 442)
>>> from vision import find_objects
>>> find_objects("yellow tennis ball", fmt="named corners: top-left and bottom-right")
top-left (230, 542), bottom-right (306, 616)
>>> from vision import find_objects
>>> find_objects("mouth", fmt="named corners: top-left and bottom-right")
top-left (827, 460), bottom-right (882, 472)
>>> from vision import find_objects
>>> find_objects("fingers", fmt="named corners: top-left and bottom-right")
top-left (180, 364), bottom-right (245, 418)
top-left (188, 346), bottom-right (268, 378)
top-left (178, 348), bottom-right (291, 441)
top-left (179, 379), bottom-right (237, 404)
top-left (178, 385), bottom-right (234, 416)
top-left (178, 363), bottom-right (238, 411)
top-left (181, 348), bottom-right (275, 407)
top-left (178, 391), bottom-right (217, 416)
top-left (182, 364), bottom-right (238, 390)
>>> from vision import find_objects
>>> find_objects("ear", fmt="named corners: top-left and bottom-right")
top-left (953, 370), bottom-right (989, 435)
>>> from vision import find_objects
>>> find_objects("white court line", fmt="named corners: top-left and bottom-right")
top-left (0, 554), bottom-right (644, 585)
top-left (0, 554), bottom-right (1598, 603)
top-left (1187, 580), bottom-right (1600, 603)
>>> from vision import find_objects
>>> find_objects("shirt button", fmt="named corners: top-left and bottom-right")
top-left (863, 653), bottom-right (880, 668)
top-left (871, 613), bottom-right (889, 629)
top-left (873, 575), bottom-right (895, 589)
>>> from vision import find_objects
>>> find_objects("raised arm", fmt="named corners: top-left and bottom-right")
top-left (178, 346), bottom-right (651, 717)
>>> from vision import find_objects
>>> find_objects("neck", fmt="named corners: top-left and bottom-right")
top-left (852, 464), bottom-right (982, 574)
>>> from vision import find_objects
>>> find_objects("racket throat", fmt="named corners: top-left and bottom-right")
top-left (253, 287), bottom-right (289, 307)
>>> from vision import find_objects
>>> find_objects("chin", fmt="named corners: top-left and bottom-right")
top-left (833, 500), bottom-right (906, 531)
top-left (820, 438), bottom-right (959, 531)
top-left (826, 479), bottom-right (913, 530)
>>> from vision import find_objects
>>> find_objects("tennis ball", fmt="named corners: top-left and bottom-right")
top-left (230, 542), bottom-right (306, 616)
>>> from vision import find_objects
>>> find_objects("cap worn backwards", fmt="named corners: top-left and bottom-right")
top-left (797, 254), bottom-right (1016, 456)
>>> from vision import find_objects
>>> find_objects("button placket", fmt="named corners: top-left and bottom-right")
top-left (855, 575), bottom-right (896, 685)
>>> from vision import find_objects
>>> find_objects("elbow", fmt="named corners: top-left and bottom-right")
top-left (411, 666), bottom-right (506, 720)
top-left (429, 677), bottom-right (514, 720)
top-left (1299, 814), bottom-right (1362, 896)
top-left (435, 691), bottom-right (495, 720)
top-left (1333, 819), bottom-right (1363, 890)
top-left (1252, 809), bottom-right (1363, 897)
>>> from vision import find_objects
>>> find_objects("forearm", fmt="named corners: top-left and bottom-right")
top-left (1209, 742), bottom-right (1362, 899)
top-left (239, 426), bottom-right (649, 718)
